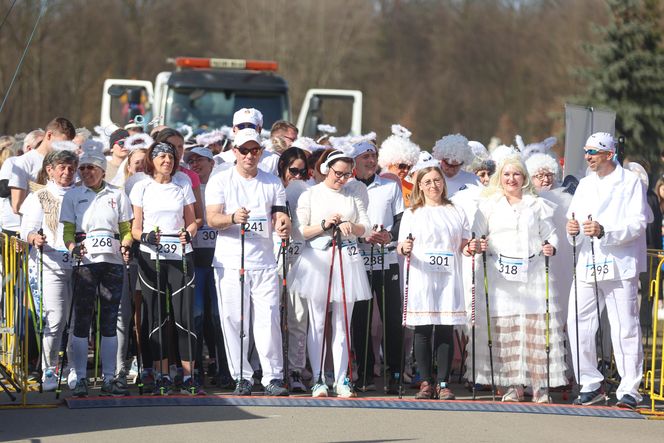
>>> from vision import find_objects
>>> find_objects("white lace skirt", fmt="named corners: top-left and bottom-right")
top-left (465, 312), bottom-right (568, 390)
top-left (288, 245), bottom-right (371, 304)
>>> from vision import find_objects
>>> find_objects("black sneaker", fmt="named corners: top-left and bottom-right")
top-left (207, 362), bottom-right (218, 378)
top-left (386, 373), bottom-right (404, 395)
top-left (72, 379), bottom-right (88, 398)
top-left (289, 371), bottom-right (307, 393)
top-left (616, 394), bottom-right (638, 410)
top-left (183, 377), bottom-right (206, 396)
top-left (264, 379), bottom-right (289, 396)
top-left (233, 378), bottom-right (252, 396)
top-left (141, 370), bottom-right (155, 394)
top-left (100, 377), bottom-right (129, 396)
top-left (217, 374), bottom-right (235, 390)
top-left (154, 376), bottom-right (174, 396)
top-left (573, 389), bottom-right (606, 406)
top-left (115, 369), bottom-right (129, 390)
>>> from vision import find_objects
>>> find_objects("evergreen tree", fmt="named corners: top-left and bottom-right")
top-left (581, 0), bottom-right (664, 173)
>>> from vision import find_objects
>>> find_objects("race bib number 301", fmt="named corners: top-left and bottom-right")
top-left (424, 251), bottom-right (454, 273)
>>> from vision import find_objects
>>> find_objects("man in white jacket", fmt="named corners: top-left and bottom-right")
top-left (566, 132), bottom-right (652, 409)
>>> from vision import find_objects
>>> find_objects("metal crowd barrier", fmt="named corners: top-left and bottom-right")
top-left (0, 232), bottom-right (52, 408)
top-left (643, 250), bottom-right (664, 417)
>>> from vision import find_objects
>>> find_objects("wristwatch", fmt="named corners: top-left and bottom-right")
top-left (321, 219), bottom-right (328, 231)
top-left (597, 224), bottom-right (605, 240)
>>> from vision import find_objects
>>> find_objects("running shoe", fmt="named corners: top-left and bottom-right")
top-left (501, 385), bottom-right (525, 402)
top-left (183, 377), bottom-right (206, 396)
top-left (289, 371), bottom-right (307, 393)
top-left (533, 388), bottom-right (551, 404)
top-left (572, 389), bottom-right (606, 406)
top-left (615, 394), bottom-right (638, 410)
top-left (67, 368), bottom-right (78, 390)
top-left (42, 369), bottom-right (58, 392)
top-left (100, 377), bottom-right (129, 396)
top-left (311, 383), bottom-right (329, 398)
top-left (233, 378), bottom-right (253, 396)
top-left (72, 379), bottom-right (88, 398)
top-left (264, 379), bottom-right (289, 396)
top-left (334, 379), bottom-right (357, 398)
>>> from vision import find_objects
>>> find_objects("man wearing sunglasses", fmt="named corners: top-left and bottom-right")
top-left (205, 126), bottom-right (292, 397)
top-left (432, 134), bottom-right (481, 197)
top-left (565, 132), bottom-right (651, 409)
top-left (105, 128), bottom-right (130, 183)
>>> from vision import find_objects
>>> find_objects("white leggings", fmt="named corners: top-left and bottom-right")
top-left (40, 268), bottom-right (73, 373)
top-left (307, 298), bottom-right (354, 387)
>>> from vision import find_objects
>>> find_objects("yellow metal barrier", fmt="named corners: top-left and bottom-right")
top-left (0, 233), bottom-right (54, 408)
top-left (643, 250), bottom-right (664, 418)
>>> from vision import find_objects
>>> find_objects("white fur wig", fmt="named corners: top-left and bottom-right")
top-left (125, 133), bottom-right (154, 152)
top-left (378, 124), bottom-right (420, 168)
top-left (432, 134), bottom-right (472, 165)
top-left (525, 152), bottom-right (559, 177)
top-left (516, 135), bottom-right (557, 161)
top-left (490, 144), bottom-right (520, 167)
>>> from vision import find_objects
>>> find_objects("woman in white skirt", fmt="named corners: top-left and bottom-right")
top-left (472, 154), bottom-right (566, 403)
top-left (397, 162), bottom-right (471, 400)
top-left (289, 150), bottom-right (372, 398)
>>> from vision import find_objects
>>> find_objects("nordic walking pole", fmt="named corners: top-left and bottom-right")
top-left (379, 225), bottom-right (389, 393)
top-left (481, 235), bottom-right (496, 401)
top-left (571, 213), bottom-right (581, 395)
top-left (544, 240), bottom-right (551, 403)
top-left (55, 257), bottom-right (81, 399)
top-left (94, 294), bottom-right (101, 388)
top-left (238, 221), bottom-right (247, 387)
top-left (316, 225), bottom-right (337, 388)
top-left (181, 228), bottom-right (195, 394)
top-left (470, 232), bottom-right (477, 400)
top-left (336, 227), bottom-right (355, 390)
top-left (398, 233), bottom-right (413, 399)
top-left (153, 226), bottom-right (166, 395)
top-left (37, 228), bottom-right (44, 393)
top-left (280, 237), bottom-right (289, 389)
top-left (125, 256), bottom-right (143, 395)
top-left (588, 215), bottom-right (608, 404)
top-left (361, 240), bottom-right (375, 391)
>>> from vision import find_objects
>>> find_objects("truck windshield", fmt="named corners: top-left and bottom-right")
top-left (165, 89), bottom-right (288, 130)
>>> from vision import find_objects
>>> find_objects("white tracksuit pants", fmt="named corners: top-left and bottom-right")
top-left (307, 299), bottom-right (355, 387)
top-left (41, 268), bottom-right (73, 373)
top-left (566, 276), bottom-right (643, 401)
top-left (288, 291), bottom-right (308, 373)
top-left (215, 267), bottom-right (283, 386)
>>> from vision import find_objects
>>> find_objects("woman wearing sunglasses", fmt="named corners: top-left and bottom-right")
top-left (129, 141), bottom-right (198, 395)
top-left (59, 140), bottom-right (134, 397)
top-left (276, 147), bottom-right (311, 392)
top-left (288, 150), bottom-right (372, 398)
top-left (377, 125), bottom-right (420, 207)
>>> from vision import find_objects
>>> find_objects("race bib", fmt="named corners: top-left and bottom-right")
top-left (150, 237), bottom-right (183, 261)
top-left (584, 254), bottom-right (616, 282)
top-left (287, 240), bottom-right (304, 264)
top-left (360, 245), bottom-right (398, 271)
top-left (245, 215), bottom-right (269, 240)
top-left (424, 251), bottom-right (454, 273)
top-left (53, 249), bottom-right (72, 269)
top-left (496, 254), bottom-right (528, 282)
top-left (341, 240), bottom-right (361, 264)
top-left (193, 227), bottom-right (217, 249)
top-left (85, 231), bottom-right (118, 255)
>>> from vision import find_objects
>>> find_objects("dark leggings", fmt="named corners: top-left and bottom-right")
top-left (73, 262), bottom-right (124, 338)
top-left (413, 324), bottom-right (454, 384)
top-left (138, 250), bottom-right (196, 366)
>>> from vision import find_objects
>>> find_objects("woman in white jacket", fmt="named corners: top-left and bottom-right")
top-left (472, 154), bottom-right (566, 403)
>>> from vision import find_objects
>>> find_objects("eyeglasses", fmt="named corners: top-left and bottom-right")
top-left (115, 138), bottom-right (126, 148)
top-left (330, 167), bottom-right (353, 179)
top-left (584, 149), bottom-right (602, 156)
top-left (78, 165), bottom-right (97, 171)
top-left (396, 163), bottom-right (412, 170)
top-left (533, 172), bottom-right (555, 181)
top-left (421, 178), bottom-right (443, 188)
top-left (288, 167), bottom-right (308, 177)
top-left (236, 146), bottom-right (262, 156)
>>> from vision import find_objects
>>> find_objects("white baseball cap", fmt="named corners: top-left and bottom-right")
top-left (184, 146), bottom-right (214, 161)
top-left (234, 128), bottom-right (262, 148)
top-left (585, 132), bottom-right (615, 152)
top-left (233, 108), bottom-right (263, 129)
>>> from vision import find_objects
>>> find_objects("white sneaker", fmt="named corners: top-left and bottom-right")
top-left (533, 388), bottom-right (551, 404)
top-left (42, 369), bottom-right (58, 392)
top-left (334, 381), bottom-right (357, 398)
top-left (67, 368), bottom-right (78, 390)
top-left (311, 383), bottom-right (328, 398)
top-left (289, 371), bottom-right (307, 393)
top-left (501, 385), bottom-right (524, 402)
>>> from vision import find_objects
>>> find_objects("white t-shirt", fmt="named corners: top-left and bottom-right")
top-left (0, 157), bottom-right (22, 232)
top-left (124, 170), bottom-right (193, 197)
top-left (444, 169), bottom-right (481, 197)
top-left (60, 182), bottom-right (133, 265)
top-left (8, 149), bottom-right (44, 190)
top-left (205, 166), bottom-right (286, 270)
top-left (213, 150), bottom-right (279, 175)
top-left (129, 177), bottom-right (196, 256)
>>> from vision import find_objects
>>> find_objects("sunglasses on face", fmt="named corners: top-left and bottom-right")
top-left (115, 139), bottom-right (126, 148)
top-left (443, 160), bottom-right (463, 168)
top-left (79, 164), bottom-right (97, 171)
top-left (235, 123), bottom-right (257, 130)
top-left (584, 149), bottom-right (602, 156)
top-left (288, 167), bottom-right (308, 177)
top-left (330, 167), bottom-right (353, 179)
top-left (236, 146), bottom-right (262, 156)
top-left (396, 163), bottom-right (412, 170)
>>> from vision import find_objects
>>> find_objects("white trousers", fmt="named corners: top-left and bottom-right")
top-left (41, 268), bottom-right (72, 373)
top-left (566, 276), bottom-right (643, 401)
top-left (215, 267), bottom-right (283, 386)
top-left (287, 291), bottom-right (308, 373)
top-left (307, 298), bottom-right (354, 387)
